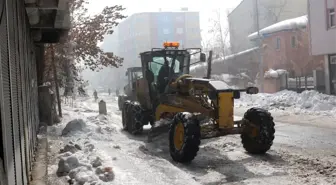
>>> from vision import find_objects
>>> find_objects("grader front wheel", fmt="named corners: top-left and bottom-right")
top-left (241, 108), bottom-right (275, 154)
top-left (169, 113), bottom-right (201, 163)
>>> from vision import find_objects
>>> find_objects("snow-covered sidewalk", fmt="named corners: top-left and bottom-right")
top-left (46, 94), bottom-right (199, 185)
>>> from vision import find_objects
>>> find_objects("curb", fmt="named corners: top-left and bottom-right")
top-left (30, 136), bottom-right (48, 185)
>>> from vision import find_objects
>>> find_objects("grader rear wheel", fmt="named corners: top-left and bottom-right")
top-left (121, 100), bottom-right (131, 130)
top-left (169, 113), bottom-right (201, 163)
top-left (127, 102), bottom-right (144, 135)
top-left (241, 108), bottom-right (275, 154)
top-left (118, 95), bottom-right (126, 110)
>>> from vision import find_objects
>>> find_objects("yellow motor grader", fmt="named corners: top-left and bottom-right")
top-left (121, 42), bottom-right (275, 163)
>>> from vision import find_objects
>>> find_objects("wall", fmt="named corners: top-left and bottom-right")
top-left (308, 0), bottom-right (336, 56)
top-left (262, 29), bottom-right (324, 77)
top-left (228, 0), bottom-right (256, 53)
top-left (149, 11), bottom-right (201, 48)
top-left (228, 0), bottom-right (307, 53)
top-left (183, 12), bottom-right (202, 48)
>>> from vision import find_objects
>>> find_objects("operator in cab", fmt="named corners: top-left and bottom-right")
top-left (157, 58), bottom-right (170, 94)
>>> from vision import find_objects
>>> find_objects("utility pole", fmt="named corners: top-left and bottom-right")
top-left (255, 0), bottom-right (264, 92)
top-left (206, 50), bottom-right (213, 79)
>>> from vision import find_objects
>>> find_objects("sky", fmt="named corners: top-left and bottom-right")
top-left (88, 0), bottom-right (243, 41)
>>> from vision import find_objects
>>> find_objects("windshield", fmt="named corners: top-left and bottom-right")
top-left (132, 71), bottom-right (143, 80)
top-left (149, 55), bottom-right (183, 77)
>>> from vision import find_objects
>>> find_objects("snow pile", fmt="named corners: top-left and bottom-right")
top-left (264, 69), bottom-right (288, 79)
top-left (248, 15), bottom-right (308, 40)
top-left (236, 90), bottom-right (336, 116)
top-left (211, 74), bottom-right (235, 84)
top-left (61, 119), bottom-right (87, 136)
top-left (47, 95), bottom-right (120, 185)
top-left (211, 73), bottom-right (256, 89)
top-left (55, 128), bottom-right (116, 184)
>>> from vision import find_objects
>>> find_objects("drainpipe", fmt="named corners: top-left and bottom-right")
top-left (255, 0), bottom-right (264, 92)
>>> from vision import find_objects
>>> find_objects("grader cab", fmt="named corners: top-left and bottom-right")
top-left (117, 67), bottom-right (143, 110)
top-left (121, 42), bottom-right (275, 163)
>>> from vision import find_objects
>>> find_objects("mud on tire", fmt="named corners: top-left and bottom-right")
top-left (127, 102), bottom-right (145, 135)
top-left (169, 113), bottom-right (201, 163)
top-left (241, 108), bottom-right (275, 154)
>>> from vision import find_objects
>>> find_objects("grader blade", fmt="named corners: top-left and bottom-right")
top-left (147, 122), bottom-right (171, 142)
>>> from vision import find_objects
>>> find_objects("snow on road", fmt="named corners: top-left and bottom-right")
top-left (46, 92), bottom-right (336, 185)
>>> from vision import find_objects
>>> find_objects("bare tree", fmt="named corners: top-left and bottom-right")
top-left (260, 0), bottom-right (288, 23)
top-left (207, 9), bottom-right (231, 58)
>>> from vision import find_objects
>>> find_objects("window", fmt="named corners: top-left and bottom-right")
top-left (163, 28), bottom-right (170, 34)
top-left (162, 16), bottom-right (169, 22)
top-left (291, 36), bottom-right (297, 48)
top-left (150, 57), bottom-right (181, 75)
top-left (149, 55), bottom-right (185, 81)
top-left (176, 16), bottom-right (183, 22)
top-left (331, 55), bottom-right (336, 64)
top-left (329, 8), bottom-right (335, 28)
top-left (275, 37), bottom-right (281, 50)
top-left (176, 28), bottom-right (184, 34)
top-left (132, 71), bottom-right (143, 80)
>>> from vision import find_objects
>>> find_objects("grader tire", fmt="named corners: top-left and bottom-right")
top-left (241, 108), bottom-right (275, 154)
top-left (118, 95), bottom-right (124, 110)
top-left (127, 102), bottom-right (144, 135)
top-left (121, 100), bottom-right (131, 130)
top-left (169, 113), bottom-right (201, 163)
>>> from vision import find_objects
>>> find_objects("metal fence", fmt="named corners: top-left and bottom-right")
top-left (0, 0), bottom-right (39, 184)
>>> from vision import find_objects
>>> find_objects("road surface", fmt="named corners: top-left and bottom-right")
top-left (47, 94), bottom-right (336, 185)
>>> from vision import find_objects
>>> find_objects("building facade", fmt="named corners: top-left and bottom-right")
top-left (249, 16), bottom-right (324, 77)
top-left (228, 0), bottom-right (308, 53)
top-left (117, 11), bottom-right (202, 69)
top-left (308, 0), bottom-right (336, 94)
top-left (247, 15), bottom-right (325, 93)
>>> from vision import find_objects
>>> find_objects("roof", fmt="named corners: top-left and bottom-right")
top-left (248, 15), bottom-right (308, 40)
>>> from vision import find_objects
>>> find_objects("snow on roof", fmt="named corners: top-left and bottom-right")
top-left (248, 15), bottom-right (308, 40)
top-left (190, 47), bottom-right (259, 71)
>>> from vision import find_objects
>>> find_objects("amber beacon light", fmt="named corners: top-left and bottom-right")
top-left (163, 42), bottom-right (180, 48)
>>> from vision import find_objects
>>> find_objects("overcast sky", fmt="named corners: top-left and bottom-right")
top-left (88, 0), bottom-right (243, 40)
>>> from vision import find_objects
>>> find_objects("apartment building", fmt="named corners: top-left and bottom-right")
top-left (308, 0), bottom-right (336, 94)
top-left (117, 10), bottom-right (202, 69)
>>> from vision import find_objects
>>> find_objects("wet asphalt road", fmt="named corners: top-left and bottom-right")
top-left (274, 121), bottom-right (336, 156)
